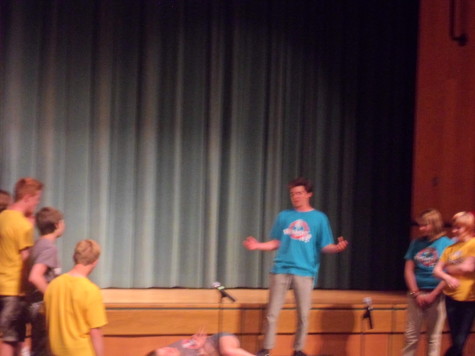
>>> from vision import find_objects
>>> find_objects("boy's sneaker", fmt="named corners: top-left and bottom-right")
top-left (256, 349), bottom-right (270, 356)
top-left (292, 351), bottom-right (307, 356)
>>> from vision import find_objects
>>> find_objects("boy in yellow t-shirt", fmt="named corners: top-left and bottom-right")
top-left (0, 178), bottom-right (43, 356)
top-left (44, 239), bottom-right (107, 356)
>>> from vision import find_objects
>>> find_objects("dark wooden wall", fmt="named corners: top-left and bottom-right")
top-left (412, 0), bottom-right (475, 223)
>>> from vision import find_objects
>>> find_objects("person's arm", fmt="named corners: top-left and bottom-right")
top-left (433, 259), bottom-right (460, 289)
top-left (404, 259), bottom-right (420, 295)
top-left (90, 328), bottom-right (104, 356)
top-left (20, 247), bottom-right (30, 262)
top-left (28, 264), bottom-right (49, 294)
top-left (218, 334), bottom-right (255, 356)
top-left (190, 327), bottom-right (207, 349)
top-left (445, 256), bottom-right (475, 275)
top-left (419, 280), bottom-right (446, 306)
top-left (321, 236), bottom-right (348, 254)
top-left (20, 247), bottom-right (31, 287)
top-left (243, 236), bottom-right (280, 251)
top-left (404, 258), bottom-right (443, 307)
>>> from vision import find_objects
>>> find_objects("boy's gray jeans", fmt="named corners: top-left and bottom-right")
top-left (262, 273), bottom-right (314, 351)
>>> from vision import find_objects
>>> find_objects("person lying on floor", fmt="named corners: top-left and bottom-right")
top-left (145, 331), bottom-right (254, 356)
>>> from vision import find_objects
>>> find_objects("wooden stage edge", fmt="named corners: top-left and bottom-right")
top-left (101, 288), bottom-right (406, 308)
top-left (101, 288), bottom-right (407, 306)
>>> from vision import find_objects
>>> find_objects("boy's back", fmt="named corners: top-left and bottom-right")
top-left (27, 238), bottom-right (60, 302)
top-left (44, 239), bottom-right (107, 356)
top-left (45, 273), bottom-right (107, 356)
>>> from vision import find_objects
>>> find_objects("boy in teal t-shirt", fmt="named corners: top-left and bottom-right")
top-left (243, 177), bottom-right (348, 356)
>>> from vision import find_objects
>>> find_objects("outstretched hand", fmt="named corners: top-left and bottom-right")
top-left (190, 327), bottom-right (207, 349)
top-left (243, 236), bottom-right (259, 250)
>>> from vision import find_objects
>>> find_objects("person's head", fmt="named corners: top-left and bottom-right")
top-left (416, 208), bottom-right (445, 238)
top-left (73, 239), bottom-right (101, 266)
top-left (0, 189), bottom-right (11, 212)
top-left (287, 177), bottom-right (313, 211)
top-left (452, 211), bottom-right (475, 239)
top-left (36, 207), bottom-right (65, 237)
top-left (14, 177), bottom-right (44, 215)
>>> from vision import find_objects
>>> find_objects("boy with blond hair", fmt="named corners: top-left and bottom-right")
top-left (0, 178), bottom-right (43, 356)
top-left (44, 239), bottom-right (107, 356)
top-left (433, 211), bottom-right (475, 356)
top-left (27, 207), bottom-right (65, 356)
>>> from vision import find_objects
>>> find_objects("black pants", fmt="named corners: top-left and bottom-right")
top-left (444, 296), bottom-right (475, 356)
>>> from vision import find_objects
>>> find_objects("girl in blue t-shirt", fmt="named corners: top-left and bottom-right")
top-left (402, 208), bottom-right (453, 356)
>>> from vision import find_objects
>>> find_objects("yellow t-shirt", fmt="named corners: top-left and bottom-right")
top-left (45, 273), bottom-right (108, 356)
top-left (0, 209), bottom-right (34, 295)
top-left (440, 238), bottom-right (475, 301)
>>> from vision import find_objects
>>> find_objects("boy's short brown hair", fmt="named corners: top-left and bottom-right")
top-left (288, 177), bottom-right (313, 193)
top-left (36, 207), bottom-right (64, 235)
top-left (73, 239), bottom-right (101, 265)
top-left (14, 178), bottom-right (43, 201)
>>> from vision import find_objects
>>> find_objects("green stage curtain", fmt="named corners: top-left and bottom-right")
top-left (0, 0), bottom-right (418, 289)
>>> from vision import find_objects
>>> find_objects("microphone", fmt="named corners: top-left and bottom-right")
top-left (212, 282), bottom-right (237, 302)
top-left (363, 297), bottom-right (374, 329)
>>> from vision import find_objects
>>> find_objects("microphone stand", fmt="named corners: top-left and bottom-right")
top-left (361, 304), bottom-right (374, 356)
top-left (363, 307), bottom-right (373, 329)
top-left (217, 294), bottom-right (224, 355)
top-left (218, 294), bottom-right (224, 334)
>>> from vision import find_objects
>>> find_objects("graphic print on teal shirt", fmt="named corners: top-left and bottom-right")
top-left (283, 219), bottom-right (312, 242)
top-left (404, 236), bottom-right (453, 290)
top-left (270, 209), bottom-right (334, 278)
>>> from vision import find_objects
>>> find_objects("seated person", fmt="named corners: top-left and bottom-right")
top-left (146, 331), bottom-right (254, 356)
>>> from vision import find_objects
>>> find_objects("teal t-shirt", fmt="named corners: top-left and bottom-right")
top-left (270, 209), bottom-right (334, 278)
top-left (404, 236), bottom-right (454, 290)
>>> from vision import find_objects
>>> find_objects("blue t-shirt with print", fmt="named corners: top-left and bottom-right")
top-left (270, 209), bottom-right (335, 278)
top-left (404, 236), bottom-right (453, 290)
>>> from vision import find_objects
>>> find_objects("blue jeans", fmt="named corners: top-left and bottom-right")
top-left (444, 296), bottom-right (475, 356)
